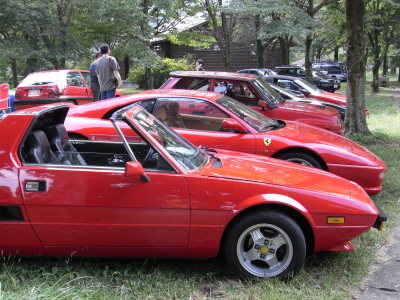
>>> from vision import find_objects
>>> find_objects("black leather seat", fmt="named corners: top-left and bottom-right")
top-left (25, 130), bottom-right (58, 164)
top-left (47, 124), bottom-right (87, 165)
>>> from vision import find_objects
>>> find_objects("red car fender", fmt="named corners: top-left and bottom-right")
top-left (230, 193), bottom-right (316, 229)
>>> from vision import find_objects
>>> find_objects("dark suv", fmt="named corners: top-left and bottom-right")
top-left (274, 66), bottom-right (340, 92)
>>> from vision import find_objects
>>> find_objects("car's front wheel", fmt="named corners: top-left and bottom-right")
top-left (224, 210), bottom-right (306, 279)
top-left (276, 151), bottom-right (323, 169)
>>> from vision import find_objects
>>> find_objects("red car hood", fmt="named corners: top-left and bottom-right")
top-left (197, 150), bottom-right (354, 197)
top-left (278, 100), bottom-right (339, 117)
top-left (309, 92), bottom-right (347, 106)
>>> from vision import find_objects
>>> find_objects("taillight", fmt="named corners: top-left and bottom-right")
top-left (48, 87), bottom-right (62, 97)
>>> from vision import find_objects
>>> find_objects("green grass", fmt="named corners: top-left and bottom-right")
top-left (118, 88), bottom-right (142, 95)
top-left (1, 81), bottom-right (400, 299)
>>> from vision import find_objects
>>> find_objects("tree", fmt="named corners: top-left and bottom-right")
top-left (201, 0), bottom-right (239, 71)
top-left (345, 0), bottom-right (369, 134)
top-left (293, 0), bottom-right (339, 82)
top-left (365, 0), bottom-right (400, 92)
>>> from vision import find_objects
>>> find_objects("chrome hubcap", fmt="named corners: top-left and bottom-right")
top-left (237, 223), bottom-right (293, 278)
top-left (286, 157), bottom-right (313, 167)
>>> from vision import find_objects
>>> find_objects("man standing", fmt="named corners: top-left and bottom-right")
top-left (89, 52), bottom-right (101, 101)
top-left (96, 44), bottom-right (122, 100)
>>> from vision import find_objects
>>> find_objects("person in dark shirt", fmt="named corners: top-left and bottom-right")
top-left (196, 58), bottom-right (205, 71)
top-left (89, 52), bottom-right (101, 101)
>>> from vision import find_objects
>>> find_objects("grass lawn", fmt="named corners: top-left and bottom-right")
top-left (1, 80), bottom-right (399, 300)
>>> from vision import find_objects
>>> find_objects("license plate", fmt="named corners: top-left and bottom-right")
top-left (334, 84), bottom-right (338, 88)
top-left (28, 89), bottom-right (40, 97)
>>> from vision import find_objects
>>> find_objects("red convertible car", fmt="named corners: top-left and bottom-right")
top-left (66, 90), bottom-right (385, 195)
top-left (161, 71), bottom-right (345, 135)
top-left (0, 103), bottom-right (386, 279)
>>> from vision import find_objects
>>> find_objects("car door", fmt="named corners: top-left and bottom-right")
top-left (152, 97), bottom-right (256, 153)
top-left (65, 71), bottom-right (92, 103)
top-left (19, 132), bottom-right (190, 247)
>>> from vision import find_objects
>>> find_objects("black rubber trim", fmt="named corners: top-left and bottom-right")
top-left (0, 205), bottom-right (24, 221)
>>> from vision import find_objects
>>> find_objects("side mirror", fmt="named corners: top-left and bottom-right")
top-left (125, 161), bottom-right (150, 182)
top-left (258, 100), bottom-right (268, 110)
top-left (221, 119), bottom-right (247, 134)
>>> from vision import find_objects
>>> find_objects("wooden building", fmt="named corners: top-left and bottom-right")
top-left (150, 21), bottom-right (283, 72)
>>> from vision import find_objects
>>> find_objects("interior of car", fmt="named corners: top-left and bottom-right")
top-left (20, 106), bottom-right (172, 172)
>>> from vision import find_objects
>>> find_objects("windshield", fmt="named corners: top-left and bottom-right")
top-left (295, 79), bottom-right (323, 93)
top-left (126, 107), bottom-right (208, 172)
top-left (253, 77), bottom-right (285, 105)
top-left (216, 96), bottom-right (278, 132)
top-left (19, 72), bottom-right (60, 86)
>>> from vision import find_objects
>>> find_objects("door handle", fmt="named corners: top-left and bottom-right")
top-left (25, 181), bottom-right (46, 192)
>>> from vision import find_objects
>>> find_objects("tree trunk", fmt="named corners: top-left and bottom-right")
top-left (398, 64), bottom-right (400, 81)
top-left (316, 46), bottom-right (322, 61)
top-left (278, 37), bottom-right (290, 65)
top-left (345, 0), bottom-right (369, 135)
top-left (305, 34), bottom-right (313, 82)
top-left (124, 55), bottom-right (130, 79)
top-left (255, 14), bottom-right (265, 68)
top-left (382, 54), bottom-right (387, 76)
top-left (334, 46), bottom-right (339, 62)
top-left (144, 67), bottom-right (154, 89)
top-left (10, 59), bottom-right (18, 88)
top-left (371, 56), bottom-right (380, 93)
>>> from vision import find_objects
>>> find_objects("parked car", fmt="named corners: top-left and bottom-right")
top-left (265, 74), bottom-right (348, 107)
top-left (14, 70), bottom-right (122, 111)
top-left (237, 68), bottom-right (277, 78)
top-left (270, 83), bottom-right (346, 120)
top-left (65, 89), bottom-right (385, 195)
top-left (1, 102), bottom-right (386, 279)
top-left (274, 66), bottom-right (340, 92)
top-left (313, 62), bottom-right (347, 82)
top-left (0, 83), bottom-right (11, 115)
top-left (160, 71), bottom-right (345, 135)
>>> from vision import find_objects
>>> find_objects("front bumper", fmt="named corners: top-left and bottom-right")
top-left (372, 205), bottom-right (387, 231)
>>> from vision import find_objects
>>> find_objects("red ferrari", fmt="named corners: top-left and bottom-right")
top-left (66, 89), bottom-right (385, 195)
top-left (160, 71), bottom-right (345, 134)
top-left (0, 103), bottom-right (386, 279)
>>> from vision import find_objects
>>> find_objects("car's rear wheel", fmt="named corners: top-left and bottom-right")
top-left (276, 152), bottom-right (323, 169)
top-left (224, 210), bottom-right (306, 279)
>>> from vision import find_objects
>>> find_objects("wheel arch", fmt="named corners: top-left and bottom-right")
top-left (272, 147), bottom-right (328, 170)
top-left (220, 199), bottom-right (315, 257)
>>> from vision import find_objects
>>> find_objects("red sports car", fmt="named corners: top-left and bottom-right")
top-left (0, 103), bottom-right (386, 279)
top-left (0, 83), bottom-right (10, 115)
top-left (66, 89), bottom-right (385, 195)
top-left (14, 70), bottom-right (123, 110)
top-left (160, 71), bottom-right (345, 135)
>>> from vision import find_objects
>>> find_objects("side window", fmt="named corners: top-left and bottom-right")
top-left (66, 72), bottom-right (84, 87)
top-left (250, 70), bottom-right (258, 75)
top-left (173, 78), bottom-right (210, 91)
top-left (277, 80), bottom-right (300, 91)
top-left (215, 81), bottom-right (259, 106)
top-left (81, 72), bottom-right (91, 87)
top-left (298, 69), bottom-right (305, 76)
top-left (153, 98), bottom-right (229, 132)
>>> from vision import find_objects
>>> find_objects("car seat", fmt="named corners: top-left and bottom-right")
top-left (24, 130), bottom-right (59, 164)
top-left (47, 124), bottom-right (87, 165)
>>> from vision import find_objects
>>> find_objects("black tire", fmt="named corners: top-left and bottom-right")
top-left (224, 210), bottom-right (306, 279)
top-left (276, 151), bottom-right (323, 169)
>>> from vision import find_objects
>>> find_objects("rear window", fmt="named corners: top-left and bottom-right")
top-left (19, 72), bottom-right (60, 86)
